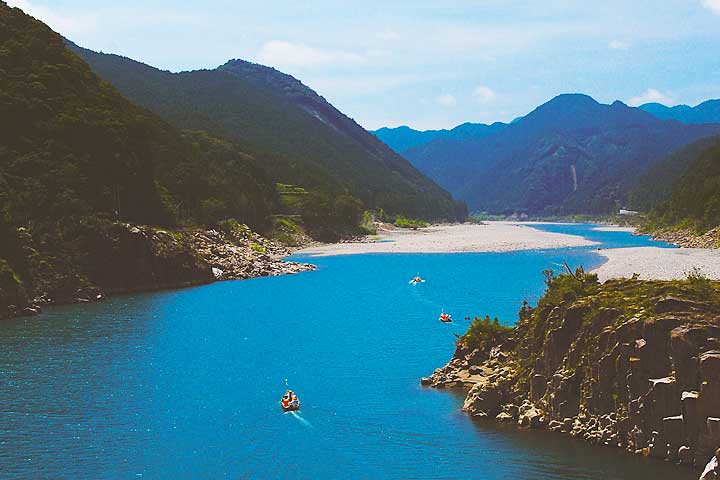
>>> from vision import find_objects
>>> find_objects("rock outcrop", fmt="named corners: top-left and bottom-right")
top-left (424, 272), bottom-right (720, 473)
top-left (0, 221), bottom-right (314, 319)
top-left (650, 227), bottom-right (720, 249)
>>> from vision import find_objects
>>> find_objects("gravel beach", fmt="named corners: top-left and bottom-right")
top-left (299, 222), bottom-right (597, 256)
top-left (593, 246), bottom-right (720, 281)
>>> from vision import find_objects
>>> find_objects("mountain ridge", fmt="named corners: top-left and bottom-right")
top-left (372, 122), bottom-right (508, 154)
top-left (68, 43), bottom-right (465, 222)
top-left (398, 94), bottom-right (720, 215)
top-left (639, 99), bottom-right (720, 124)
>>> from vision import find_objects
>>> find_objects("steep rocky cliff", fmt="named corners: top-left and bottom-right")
top-left (424, 270), bottom-right (720, 473)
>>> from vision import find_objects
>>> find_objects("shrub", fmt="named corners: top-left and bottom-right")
top-left (394, 215), bottom-right (428, 229)
top-left (460, 315), bottom-right (514, 351)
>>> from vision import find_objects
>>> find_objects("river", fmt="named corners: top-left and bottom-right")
top-left (0, 224), bottom-right (695, 479)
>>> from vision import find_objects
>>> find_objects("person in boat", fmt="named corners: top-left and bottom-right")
top-left (281, 389), bottom-right (300, 409)
top-left (281, 390), bottom-right (293, 407)
top-left (412, 276), bottom-right (424, 283)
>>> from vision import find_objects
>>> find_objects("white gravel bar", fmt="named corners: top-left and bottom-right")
top-left (593, 247), bottom-right (720, 281)
top-left (299, 222), bottom-right (597, 257)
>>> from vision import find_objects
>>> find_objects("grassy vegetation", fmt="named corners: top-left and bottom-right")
top-left (470, 212), bottom-right (644, 227)
top-left (393, 216), bottom-right (429, 229)
top-left (251, 243), bottom-right (266, 254)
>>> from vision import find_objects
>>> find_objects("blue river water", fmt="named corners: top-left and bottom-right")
top-left (0, 224), bottom-right (694, 479)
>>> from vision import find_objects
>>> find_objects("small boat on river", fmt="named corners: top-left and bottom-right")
top-left (280, 389), bottom-right (300, 412)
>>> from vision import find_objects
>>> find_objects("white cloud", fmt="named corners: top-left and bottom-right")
top-left (309, 74), bottom-right (420, 98)
top-left (6, 0), bottom-right (98, 36)
top-left (436, 93), bottom-right (457, 107)
top-left (256, 40), bottom-right (366, 70)
top-left (472, 85), bottom-right (496, 103)
top-left (627, 88), bottom-right (674, 106)
top-left (701, 0), bottom-right (720, 15)
top-left (609, 39), bottom-right (630, 50)
top-left (376, 30), bottom-right (401, 41)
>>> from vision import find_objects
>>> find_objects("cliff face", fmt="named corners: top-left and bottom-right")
top-left (0, 221), bottom-right (313, 319)
top-left (424, 272), bottom-right (720, 471)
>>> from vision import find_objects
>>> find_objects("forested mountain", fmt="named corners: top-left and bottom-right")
top-left (0, 1), bottom-right (282, 311)
top-left (401, 94), bottom-right (720, 215)
top-left (372, 122), bottom-right (507, 154)
top-left (627, 136), bottom-right (720, 212)
top-left (649, 136), bottom-right (720, 231)
top-left (68, 44), bottom-right (463, 222)
top-left (0, 3), bottom-right (275, 232)
top-left (640, 100), bottom-right (720, 124)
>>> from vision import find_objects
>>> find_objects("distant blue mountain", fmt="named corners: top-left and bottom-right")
top-left (400, 94), bottom-right (720, 215)
top-left (639, 99), bottom-right (720, 124)
top-left (372, 122), bottom-right (507, 154)
top-left (371, 126), bottom-right (448, 153)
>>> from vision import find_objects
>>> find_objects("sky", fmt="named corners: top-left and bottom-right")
top-left (8, 0), bottom-right (720, 130)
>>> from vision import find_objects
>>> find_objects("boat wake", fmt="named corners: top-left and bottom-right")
top-left (289, 411), bottom-right (312, 428)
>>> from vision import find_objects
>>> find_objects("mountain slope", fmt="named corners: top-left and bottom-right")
top-left (68, 44), bottom-right (463, 221)
top-left (640, 100), bottom-right (720, 124)
top-left (372, 122), bottom-right (507, 154)
top-left (0, 3), bottom-right (273, 230)
top-left (651, 136), bottom-right (720, 230)
top-left (403, 94), bottom-right (720, 215)
top-left (0, 1), bottom-right (279, 313)
top-left (627, 135), bottom-right (720, 212)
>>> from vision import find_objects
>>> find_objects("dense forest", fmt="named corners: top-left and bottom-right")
top-left (67, 44), bottom-right (465, 223)
top-left (627, 136), bottom-right (720, 213)
top-left (0, 3), bottom-right (278, 230)
top-left (0, 3), bottom-right (272, 313)
top-left (646, 136), bottom-right (720, 232)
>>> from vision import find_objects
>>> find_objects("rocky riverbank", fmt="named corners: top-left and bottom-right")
top-left (650, 227), bottom-right (720, 249)
top-left (423, 271), bottom-right (720, 475)
top-left (0, 221), bottom-right (314, 320)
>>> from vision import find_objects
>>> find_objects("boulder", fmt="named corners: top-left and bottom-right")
top-left (677, 445), bottom-right (692, 465)
top-left (700, 351), bottom-right (720, 380)
top-left (530, 373), bottom-right (547, 401)
top-left (463, 383), bottom-right (502, 417)
top-left (648, 430), bottom-right (668, 459)
top-left (496, 412), bottom-right (514, 422)
top-left (655, 296), bottom-right (709, 314)
top-left (662, 415), bottom-right (685, 449)
top-left (700, 454), bottom-right (720, 480)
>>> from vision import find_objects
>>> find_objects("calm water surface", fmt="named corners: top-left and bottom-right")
top-left (0, 224), bottom-right (692, 479)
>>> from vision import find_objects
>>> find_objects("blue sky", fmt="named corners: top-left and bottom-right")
top-left (9, 0), bottom-right (720, 130)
